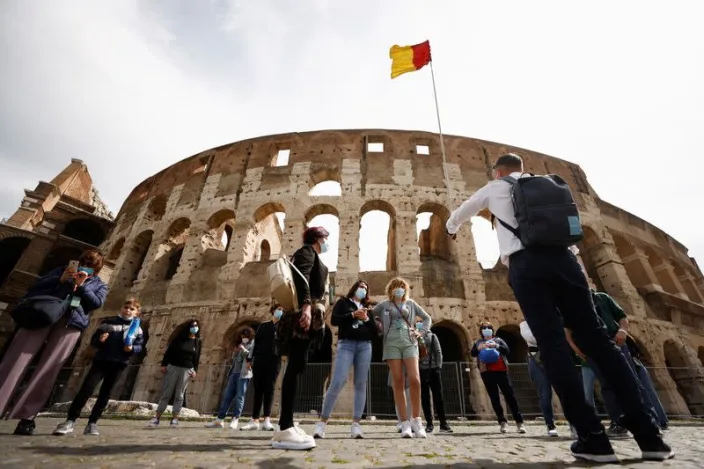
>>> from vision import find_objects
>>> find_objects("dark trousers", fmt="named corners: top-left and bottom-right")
top-left (68, 360), bottom-right (126, 423)
top-left (480, 371), bottom-right (524, 424)
top-left (420, 368), bottom-right (448, 426)
top-left (252, 360), bottom-right (281, 419)
top-left (508, 247), bottom-right (660, 439)
top-left (278, 338), bottom-right (310, 431)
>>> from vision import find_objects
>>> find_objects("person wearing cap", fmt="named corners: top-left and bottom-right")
top-left (445, 153), bottom-right (673, 463)
top-left (271, 226), bottom-right (330, 450)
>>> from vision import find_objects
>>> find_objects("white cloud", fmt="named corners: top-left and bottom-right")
top-left (1, 0), bottom-right (702, 268)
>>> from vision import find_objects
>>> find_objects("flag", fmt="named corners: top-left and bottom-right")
top-left (389, 40), bottom-right (431, 79)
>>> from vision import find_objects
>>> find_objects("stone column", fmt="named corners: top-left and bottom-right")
top-left (166, 225), bottom-right (207, 303)
top-left (217, 220), bottom-right (256, 300)
top-left (395, 211), bottom-right (421, 274)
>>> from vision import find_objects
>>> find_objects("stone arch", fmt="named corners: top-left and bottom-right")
top-left (673, 262), bottom-right (703, 304)
top-left (243, 203), bottom-right (285, 265)
top-left (470, 215), bottom-right (500, 269)
top-left (39, 246), bottom-right (83, 276)
top-left (166, 318), bottom-right (200, 345)
top-left (151, 218), bottom-right (191, 281)
top-left (663, 338), bottom-right (704, 415)
top-left (107, 237), bottom-right (125, 262)
top-left (431, 320), bottom-right (469, 362)
top-left (258, 240), bottom-right (271, 261)
top-left (610, 231), bottom-right (652, 289)
top-left (645, 247), bottom-right (679, 295)
top-left (416, 202), bottom-right (464, 299)
top-left (0, 236), bottom-right (31, 287)
top-left (495, 324), bottom-right (527, 364)
top-left (359, 200), bottom-right (396, 272)
top-left (305, 204), bottom-right (340, 272)
top-left (62, 218), bottom-right (106, 246)
top-left (147, 195), bottom-right (167, 222)
top-left (309, 180), bottom-right (342, 197)
top-left (309, 166), bottom-right (341, 187)
top-left (202, 209), bottom-right (236, 252)
top-left (114, 230), bottom-right (153, 289)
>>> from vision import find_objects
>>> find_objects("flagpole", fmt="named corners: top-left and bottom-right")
top-left (429, 60), bottom-right (451, 201)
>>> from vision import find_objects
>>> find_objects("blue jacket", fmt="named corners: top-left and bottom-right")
top-left (91, 316), bottom-right (144, 365)
top-left (24, 267), bottom-right (108, 331)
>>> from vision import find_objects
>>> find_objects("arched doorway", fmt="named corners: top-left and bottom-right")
top-left (432, 321), bottom-right (473, 417)
top-left (0, 237), bottom-right (31, 287)
top-left (495, 325), bottom-right (540, 418)
top-left (663, 339), bottom-right (704, 415)
top-left (62, 219), bottom-right (106, 246)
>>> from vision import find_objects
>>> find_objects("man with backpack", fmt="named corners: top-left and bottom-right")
top-left (445, 153), bottom-right (673, 463)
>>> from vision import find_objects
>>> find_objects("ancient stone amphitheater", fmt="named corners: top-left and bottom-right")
top-left (20, 129), bottom-right (704, 419)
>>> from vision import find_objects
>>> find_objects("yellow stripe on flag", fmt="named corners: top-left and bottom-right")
top-left (389, 45), bottom-right (416, 79)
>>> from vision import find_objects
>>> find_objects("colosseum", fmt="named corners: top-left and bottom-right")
top-left (1, 129), bottom-right (703, 421)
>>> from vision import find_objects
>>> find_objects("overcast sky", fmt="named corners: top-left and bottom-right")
top-left (1, 0), bottom-right (703, 268)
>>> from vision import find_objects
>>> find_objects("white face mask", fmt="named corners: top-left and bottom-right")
top-left (241, 338), bottom-right (250, 345)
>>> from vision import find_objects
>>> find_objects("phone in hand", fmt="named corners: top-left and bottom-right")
top-left (68, 260), bottom-right (80, 271)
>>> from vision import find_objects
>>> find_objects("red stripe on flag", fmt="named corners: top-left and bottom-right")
top-left (411, 40), bottom-right (431, 69)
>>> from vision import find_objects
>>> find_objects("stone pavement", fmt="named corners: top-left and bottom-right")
top-left (0, 418), bottom-right (701, 468)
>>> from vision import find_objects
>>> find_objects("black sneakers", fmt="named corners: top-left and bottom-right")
top-left (607, 422), bottom-right (629, 438)
top-left (636, 435), bottom-right (675, 461)
top-left (439, 423), bottom-right (454, 433)
top-left (570, 431), bottom-right (618, 463)
top-left (425, 423), bottom-right (434, 433)
top-left (13, 419), bottom-right (36, 436)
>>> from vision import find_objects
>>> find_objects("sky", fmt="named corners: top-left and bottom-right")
top-left (1, 0), bottom-right (702, 271)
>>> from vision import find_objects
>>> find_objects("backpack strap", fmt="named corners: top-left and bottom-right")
top-left (285, 254), bottom-right (310, 288)
top-left (490, 176), bottom-right (521, 238)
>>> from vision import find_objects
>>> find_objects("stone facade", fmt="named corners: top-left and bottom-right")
top-left (2, 130), bottom-right (704, 419)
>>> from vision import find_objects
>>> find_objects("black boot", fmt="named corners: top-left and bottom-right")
top-left (13, 419), bottom-right (36, 436)
top-left (635, 434), bottom-right (675, 461)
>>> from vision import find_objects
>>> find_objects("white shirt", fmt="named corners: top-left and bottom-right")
top-left (446, 171), bottom-right (526, 266)
top-left (519, 321), bottom-right (537, 347)
top-left (446, 172), bottom-right (581, 266)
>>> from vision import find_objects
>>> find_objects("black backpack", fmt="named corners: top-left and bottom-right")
top-left (494, 174), bottom-right (584, 248)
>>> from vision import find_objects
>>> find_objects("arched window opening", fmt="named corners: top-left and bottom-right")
top-left (470, 217), bottom-right (500, 269)
top-left (359, 210), bottom-right (392, 272)
top-left (107, 238), bottom-right (125, 262)
top-left (202, 210), bottom-right (236, 252)
top-left (223, 225), bottom-right (234, 251)
top-left (416, 211), bottom-right (451, 261)
top-left (165, 248), bottom-right (184, 280)
top-left (259, 240), bottom-right (271, 261)
top-left (416, 203), bottom-right (463, 298)
top-left (309, 181), bottom-right (342, 197)
top-left (0, 237), bottom-right (31, 287)
top-left (152, 218), bottom-right (190, 281)
top-left (147, 195), bottom-right (167, 222)
top-left (245, 203), bottom-right (286, 265)
top-left (62, 219), bottom-right (106, 246)
top-left (113, 230), bottom-right (154, 288)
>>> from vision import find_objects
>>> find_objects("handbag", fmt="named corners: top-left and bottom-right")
top-left (10, 294), bottom-right (71, 330)
top-left (393, 302), bottom-right (428, 359)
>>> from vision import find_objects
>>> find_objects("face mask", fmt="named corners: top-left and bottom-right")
top-left (273, 309), bottom-right (283, 320)
top-left (319, 240), bottom-right (329, 253)
top-left (78, 267), bottom-right (94, 275)
top-left (393, 288), bottom-right (405, 298)
top-left (241, 338), bottom-right (249, 344)
top-left (481, 328), bottom-right (493, 338)
top-left (416, 322), bottom-right (423, 330)
top-left (190, 326), bottom-right (199, 334)
top-left (355, 288), bottom-right (367, 300)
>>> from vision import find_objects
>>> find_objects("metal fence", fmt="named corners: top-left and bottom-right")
top-left (9, 362), bottom-right (704, 420)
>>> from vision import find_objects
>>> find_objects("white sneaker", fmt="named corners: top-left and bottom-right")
top-left (517, 423), bottom-right (527, 434)
top-left (205, 418), bottom-right (224, 428)
top-left (400, 420), bottom-right (413, 439)
top-left (241, 420), bottom-right (260, 431)
top-left (261, 418), bottom-right (275, 431)
top-left (53, 420), bottom-right (75, 435)
top-left (411, 417), bottom-right (427, 439)
top-left (229, 418), bottom-right (239, 430)
top-left (170, 419), bottom-right (179, 428)
top-left (547, 425), bottom-right (559, 437)
top-left (272, 427), bottom-right (316, 450)
top-left (313, 422), bottom-right (326, 439)
top-left (500, 422), bottom-right (509, 433)
top-left (350, 422), bottom-right (364, 439)
top-left (147, 418), bottom-right (160, 428)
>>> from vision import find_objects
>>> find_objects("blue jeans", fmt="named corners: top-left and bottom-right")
top-left (321, 340), bottom-right (372, 420)
top-left (581, 364), bottom-right (621, 422)
top-left (217, 372), bottom-right (250, 419)
top-left (527, 355), bottom-right (554, 426)
top-left (634, 361), bottom-right (668, 427)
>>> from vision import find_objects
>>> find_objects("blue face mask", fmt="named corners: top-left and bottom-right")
top-left (393, 288), bottom-right (405, 298)
top-left (273, 309), bottom-right (283, 320)
top-left (355, 288), bottom-right (367, 300)
top-left (319, 240), bottom-right (329, 254)
top-left (481, 328), bottom-right (493, 338)
top-left (416, 322), bottom-right (423, 330)
top-left (190, 326), bottom-right (199, 334)
top-left (78, 266), bottom-right (94, 275)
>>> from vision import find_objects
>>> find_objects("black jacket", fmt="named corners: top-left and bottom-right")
top-left (248, 320), bottom-right (279, 365)
top-left (91, 316), bottom-right (144, 365)
top-left (291, 244), bottom-right (328, 309)
top-left (161, 336), bottom-right (202, 372)
top-left (331, 297), bottom-right (376, 342)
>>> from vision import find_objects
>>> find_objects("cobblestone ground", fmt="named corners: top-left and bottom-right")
top-left (0, 419), bottom-right (701, 468)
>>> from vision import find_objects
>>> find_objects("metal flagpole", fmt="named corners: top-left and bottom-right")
top-left (429, 60), bottom-right (451, 201)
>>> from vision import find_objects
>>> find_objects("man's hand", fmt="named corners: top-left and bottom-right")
top-left (486, 342), bottom-right (498, 349)
top-left (99, 333), bottom-right (109, 343)
top-left (60, 268), bottom-right (76, 283)
top-left (299, 304), bottom-right (312, 331)
top-left (614, 329), bottom-right (627, 346)
top-left (124, 345), bottom-right (133, 352)
top-left (190, 371), bottom-right (197, 379)
top-left (73, 270), bottom-right (89, 287)
top-left (353, 309), bottom-right (368, 321)
top-left (478, 343), bottom-right (487, 351)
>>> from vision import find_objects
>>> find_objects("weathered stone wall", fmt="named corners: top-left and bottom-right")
top-left (63, 129), bottom-right (704, 418)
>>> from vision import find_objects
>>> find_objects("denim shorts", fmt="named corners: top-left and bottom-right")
top-left (383, 327), bottom-right (418, 360)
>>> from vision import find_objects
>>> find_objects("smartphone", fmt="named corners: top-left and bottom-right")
top-left (68, 260), bottom-right (80, 271)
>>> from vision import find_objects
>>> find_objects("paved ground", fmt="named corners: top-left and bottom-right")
top-left (0, 418), bottom-right (701, 468)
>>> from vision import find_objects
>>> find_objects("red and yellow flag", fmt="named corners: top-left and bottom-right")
top-left (389, 40), bottom-right (432, 79)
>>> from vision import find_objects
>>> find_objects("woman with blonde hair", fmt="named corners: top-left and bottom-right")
top-left (371, 277), bottom-right (431, 438)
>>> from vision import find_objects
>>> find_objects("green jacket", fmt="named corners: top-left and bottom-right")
top-left (591, 290), bottom-right (627, 336)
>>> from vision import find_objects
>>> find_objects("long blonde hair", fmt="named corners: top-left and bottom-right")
top-left (385, 277), bottom-right (410, 302)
